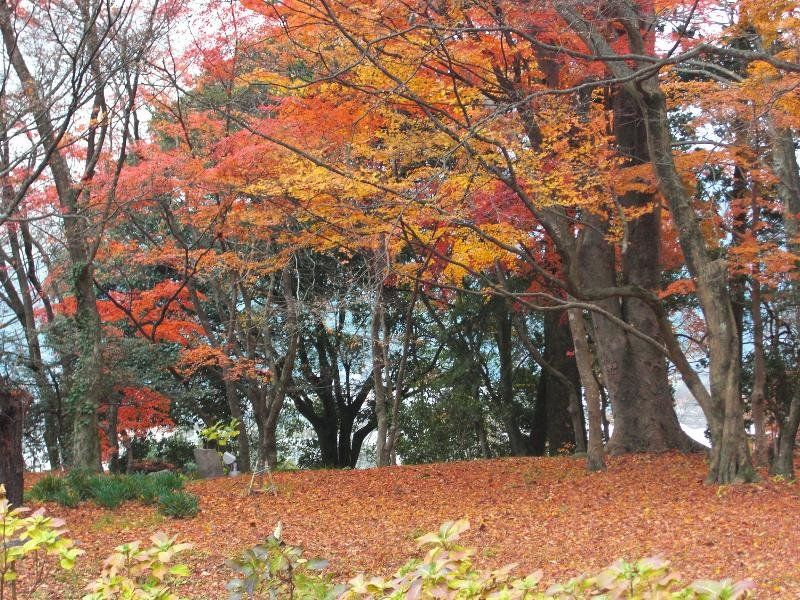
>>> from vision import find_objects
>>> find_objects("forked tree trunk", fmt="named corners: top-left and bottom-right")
top-left (0, 1), bottom-right (104, 471)
top-left (639, 89), bottom-right (755, 484)
top-left (553, 0), bottom-right (757, 485)
top-left (579, 89), bottom-right (695, 455)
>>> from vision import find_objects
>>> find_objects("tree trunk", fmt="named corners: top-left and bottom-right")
top-left (639, 88), bottom-right (755, 484)
top-left (0, 0), bottom-right (104, 471)
top-left (750, 279), bottom-right (769, 467)
top-left (223, 375), bottom-right (250, 471)
top-left (371, 243), bottom-right (391, 467)
top-left (258, 264), bottom-right (300, 472)
top-left (769, 126), bottom-right (800, 478)
top-left (0, 379), bottom-right (26, 506)
top-left (567, 309), bottom-right (605, 471)
top-left (578, 89), bottom-right (694, 455)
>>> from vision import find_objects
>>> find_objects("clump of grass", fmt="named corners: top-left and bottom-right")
top-left (29, 470), bottom-right (189, 513)
top-left (157, 490), bottom-right (199, 519)
top-left (89, 476), bottom-right (131, 509)
top-left (65, 468), bottom-right (97, 500)
top-left (137, 472), bottom-right (182, 505)
top-left (28, 474), bottom-right (70, 503)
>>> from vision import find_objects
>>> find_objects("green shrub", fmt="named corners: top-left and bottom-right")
top-left (28, 474), bottom-right (71, 504)
top-left (135, 472), bottom-right (182, 505)
top-left (89, 476), bottom-right (131, 509)
top-left (149, 469), bottom-right (184, 491)
top-left (50, 486), bottom-right (80, 508)
top-left (157, 491), bottom-right (199, 519)
top-left (225, 520), bottom-right (755, 600)
top-left (65, 468), bottom-right (98, 500)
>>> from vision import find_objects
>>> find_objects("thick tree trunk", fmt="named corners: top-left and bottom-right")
top-left (771, 386), bottom-right (800, 479)
top-left (552, 0), bottom-right (756, 484)
top-left (578, 89), bottom-right (694, 455)
top-left (0, 380), bottom-right (26, 506)
top-left (769, 126), bottom-right (800, 478)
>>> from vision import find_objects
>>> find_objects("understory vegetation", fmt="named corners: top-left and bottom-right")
top-left (27, 471), bottom-right (197, 518)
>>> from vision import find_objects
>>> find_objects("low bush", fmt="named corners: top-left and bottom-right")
top-left (31, 471), bottom-right (187, 513)
top-left (50, 486), bottom-right (80, 508)
top-left (28, 473), bottom-right (71, 503)
top-left (83, 532), bottom-right (191, 600)
top-left (66, 468), bottom-right (98, 501)
top-left (89, 476), bottom-right (131, 509)
top-left (157, 490), bottom-right (199, 519)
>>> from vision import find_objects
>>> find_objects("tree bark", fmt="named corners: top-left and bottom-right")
top-left (769, 126), bottom-right (800, 478)
top-left (578, 88), bottom-right (695, 455)
top-left (567, 308), bottom-right (606, 471)
top-left (553, 0), bottom-right (755, 483)
top-left (0, 379), bottom-right (26, 506)
top-left (0, 0), bottom-right (104, 471)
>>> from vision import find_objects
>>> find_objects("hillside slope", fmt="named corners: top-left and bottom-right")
top-left (29, 454), bottom-right (800, 598)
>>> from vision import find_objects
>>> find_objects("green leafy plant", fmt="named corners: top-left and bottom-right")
top-left (199, 419), bottom-right (240, 451)
top-left (0, 484), bottom-right (82, 600)
top-left (156, 491), bottom-right (199, 519)
top-left (66, 469), bottom-right (99, 501)
top-left (225, 522), bottom-right (335, 600)
top-left (224, 520), bottom-right (754, 600)
top-left (83, 531), bottom-right (192, 600)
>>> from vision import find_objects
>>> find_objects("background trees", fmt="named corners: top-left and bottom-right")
top-left (0, 0), bottom-right (797, 484)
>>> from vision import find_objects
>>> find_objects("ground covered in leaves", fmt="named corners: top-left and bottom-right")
top-left (26, 453), bottom-right (800, 599)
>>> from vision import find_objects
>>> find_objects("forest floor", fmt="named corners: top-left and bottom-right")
top-left (24, 453), bottom-right (800, 599)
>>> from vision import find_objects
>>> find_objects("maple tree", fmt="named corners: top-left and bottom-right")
top-left (0, 0), bottom-right (797, 491)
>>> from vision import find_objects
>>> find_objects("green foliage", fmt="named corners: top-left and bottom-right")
top-left (67, 469), bottom-right (100, 501)
top-left (0, 484), bottom-right (82, 600)
top-left (28, 474), bottom-right (72, 504)
top-left (224, 520), bottom-right (754, 600)
top-left (199, 419), bottom-right (240, 451)
top-left (83, 531), bottom-right (192, 600)
top-left (225, 522), bottom-right (335, 600)
top-left (124, 433), bottom-right (198, 472)
top-left (32, 472), bottom-right (186, 513)
top-left (50, 487), bottom-right (81, 508)
top-left (89, 476), bottom-right (136, 509)
top-left (156, 491), bottom-right (199, 519)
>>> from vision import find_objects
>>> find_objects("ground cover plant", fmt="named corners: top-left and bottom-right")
top-left (27, 471), bottom-right (197, 518)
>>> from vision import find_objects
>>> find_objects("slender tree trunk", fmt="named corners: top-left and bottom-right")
top-left (567, 308), bottom-right (605, 471)
top-left (223, 375), bottom-right (250, 471)
top-left (371, 238), bottom-right (392, 467)
top-left (259, 264), bottom-right (300, 471)
top-left (640, 89), bottom-right (755, 484)
top-left (750, 278), bottom-right (769, 467)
